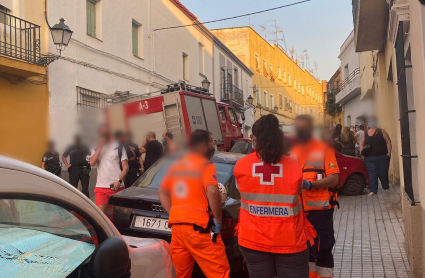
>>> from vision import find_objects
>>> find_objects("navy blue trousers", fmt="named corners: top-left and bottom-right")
top-left (364, 154), bottom-right (391, 194)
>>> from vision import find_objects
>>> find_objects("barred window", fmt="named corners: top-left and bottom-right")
top-left (77, 87), bottom-right (106, 112)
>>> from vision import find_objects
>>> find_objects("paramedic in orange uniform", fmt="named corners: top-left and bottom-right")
top-left (158, 129), bottom-right (230, 278)
top-left (234, 114), bottom-right (316, 278)
top-left (290, 115), bottom-right (340, 278)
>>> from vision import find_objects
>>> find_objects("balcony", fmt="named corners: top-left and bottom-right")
top-left (336, 69), bottom-right (361, 104)
top-left (0, 11), bottom-right (45, 77)
top-left (352, 0), bottom-right (388, 52)
top-left (221, 81), bottom-right (244, 108)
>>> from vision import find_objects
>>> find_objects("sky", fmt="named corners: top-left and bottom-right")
top-left (181, 0), bottom-right (354, 81)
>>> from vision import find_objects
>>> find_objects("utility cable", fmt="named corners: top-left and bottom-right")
top-left (154, 0), bottom-right (312, 31)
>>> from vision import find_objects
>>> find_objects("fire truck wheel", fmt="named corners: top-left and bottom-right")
top-left (341, 174), bottom-right (365, 196)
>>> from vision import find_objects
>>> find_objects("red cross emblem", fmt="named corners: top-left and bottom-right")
top-left (252, 162), bottom-right (283, 185)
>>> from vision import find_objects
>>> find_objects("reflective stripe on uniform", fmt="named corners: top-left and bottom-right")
top-left (241, 200), bottom-right (302, 217)
top-left (306, 200), bottom-right (330, 208)
top-left (169, 171), bottom-right (201, 177)
top-left (317, 266), bottom-right (333, 278)
top-left (241, 192), bottom-right (298, 204)
top-left (305, 161), bottom-right (325, 168)
top-left (309, 262), bottom-right (317, 272)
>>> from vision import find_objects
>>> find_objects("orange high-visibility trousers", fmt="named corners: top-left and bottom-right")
top-left (171, 224), bottom-right (230, 278)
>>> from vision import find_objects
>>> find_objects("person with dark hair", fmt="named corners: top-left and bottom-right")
top-left (291, 114), bottom-right (340, 278)
top-left (41, 141), bottom-right (62, 177)
top-left (140, 131), bottom-right (163, 171)
top-left (162, 131), bottom-right (178, 154)
top-left (332, 124), bottom-right (343, 152)
top-left (121, 132), bottom-right (142, 188)
top-left (62, 135), bottom-right (91, 197)
top-left (158, 129), bottom-right (230, 278)
top-left (233, 114), bottom-right (315, 278)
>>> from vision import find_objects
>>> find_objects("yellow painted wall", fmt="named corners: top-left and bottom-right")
top-left (0, 0), bottom-right (49, 166)
top-left (212, 27), bottom-right (324, 125)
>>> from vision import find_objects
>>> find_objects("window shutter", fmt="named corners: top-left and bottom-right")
top-left (132, 23), bottom-right (138, 56)
top-left (87, 0), bottom-right (96, 37)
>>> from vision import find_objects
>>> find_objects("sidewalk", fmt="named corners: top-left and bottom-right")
top-left (333, 185), bottom-right (411, 278)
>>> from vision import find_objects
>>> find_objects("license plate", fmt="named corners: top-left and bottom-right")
top-left (133, 216), bottom-right (171, 232)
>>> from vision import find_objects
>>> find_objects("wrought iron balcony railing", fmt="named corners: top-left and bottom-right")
top-left (0, 11), bottom-right (40, 64)
top-left (221, 82), bottom-right (244, 106)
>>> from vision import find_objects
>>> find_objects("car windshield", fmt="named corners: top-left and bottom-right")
top-left (230, 141), bottom-right (251, 154)
top-left (134, 157), bottom-right (235, 189)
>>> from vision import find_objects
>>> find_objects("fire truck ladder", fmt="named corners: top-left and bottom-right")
top-left (162, 98), bottom-right (183, 137)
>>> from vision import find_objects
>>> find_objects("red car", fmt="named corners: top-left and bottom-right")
top-left (230, 138), bottom-right (369, 196)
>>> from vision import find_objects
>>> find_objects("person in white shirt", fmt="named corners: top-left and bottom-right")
top-left (90, 125), bottom-right (129, 212)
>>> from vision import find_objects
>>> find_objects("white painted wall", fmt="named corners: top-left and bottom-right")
top-left (48, 0), bottom-right (218, 152)
top-left (339, 31), bottom-right (360, 80)
top-left (342, 94), bottom-right (373, 125)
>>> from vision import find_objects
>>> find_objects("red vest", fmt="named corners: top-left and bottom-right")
top-left (234, 153), bottom-right (316, 253)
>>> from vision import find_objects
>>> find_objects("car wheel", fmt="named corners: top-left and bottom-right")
top-left (341, 174), bottom-right (365, 196)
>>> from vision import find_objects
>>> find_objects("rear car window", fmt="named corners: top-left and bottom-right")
top-left (134, 157), bottom-right (235, 189)
top-left (230, 140), bottom-right (251, 154)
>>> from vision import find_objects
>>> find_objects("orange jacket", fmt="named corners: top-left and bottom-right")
top-left (234, 153), bottom-right (316, 254)
top-left (161, 153), bottom-right (218, 228)
top-left (290, 139), bottom-right (340, 211)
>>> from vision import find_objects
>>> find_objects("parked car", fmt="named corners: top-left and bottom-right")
top-left (231, 138), bottom-right (370, 196)
top-left (108, 152), bottom-right (246, 277)
top-left (0, 156), bottom-right (175, 278)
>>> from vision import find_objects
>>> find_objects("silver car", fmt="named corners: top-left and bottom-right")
top-left (0, 156), bottom-right (176, 278)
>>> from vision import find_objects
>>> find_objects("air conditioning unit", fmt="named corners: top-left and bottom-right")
top-left (253, 84), bottom-right (260, 92)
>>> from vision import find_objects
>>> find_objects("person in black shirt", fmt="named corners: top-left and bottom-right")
top-left (140, 131), bottom-right (163, 171)
top-left (41, 141), bottom-right (62, 177)
top-left (123, 132), bottom-right (143, 187)
top-left (62, 135), bottom-right (91, 198)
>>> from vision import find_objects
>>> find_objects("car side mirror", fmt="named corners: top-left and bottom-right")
top-left (89, 236), bottom-right (131, 278)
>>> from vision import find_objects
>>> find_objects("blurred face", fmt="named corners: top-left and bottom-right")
top-left (200, 135), bottom-right (215, 159)
top-left (74, 136), bottom-right (81, 146)
top-left (294, 118), bottom-right (313, 142)
top-left (99, 125), bottom-right (110, 140)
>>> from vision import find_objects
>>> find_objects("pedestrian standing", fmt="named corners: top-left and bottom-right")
top-left (158, 130), bottom-right (230, 278)
top-left (234, 114), bottom-right (315, 278)
top-left (354, 125), bottom-right (365, 158)
top-left (140, 131), bottom-right (163, 171)
top-left (89, 125), bottom-right (129, 212)
top-left (291, 114), bottom-right (340, 278)
top-left (335, 126), bottom-right (357, 156)
top-left (62, 135), bottom-right (91, 198)
top-left (162, 131), bottom-right (178, 154)
top-left (331, 124), bottom-right (342, 152)
top-left (41, 141), bottom-right (62, 177)
top-left (360, 117), bottom-right (392, 196)
top-left (124, 132), bottom-right (143, 187)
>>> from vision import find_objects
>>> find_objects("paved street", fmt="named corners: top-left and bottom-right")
top-left (334, 186), bottom-right (411, 278)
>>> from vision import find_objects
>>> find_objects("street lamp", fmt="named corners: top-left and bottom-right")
top-left (50, 18), bottom-right (73, 55)
top-left (273, 106), bottom-right (279, 113)
top-left (246, 95), bottom-right (253, 106)
top-left (201, 77), bottom-right (211, 91)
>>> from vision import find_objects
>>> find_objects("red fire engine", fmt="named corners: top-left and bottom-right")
top-left (106, 83), bottom-right (242, 151)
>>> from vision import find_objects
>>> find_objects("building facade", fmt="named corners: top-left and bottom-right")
top-left (211, 27), bottom-right (324, 125)
top-left (0, 0), bottom-right (49, 166)
top-left (336, 31), bottom-right (373, 127)
top-left (325, 68), bottom-right (344, 127)
top-left (47, 0), bottom-right (253, 153)
top-left (353, 0), bottom-right (425, 276)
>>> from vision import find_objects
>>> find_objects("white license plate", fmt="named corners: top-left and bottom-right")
top-left (133, 216), bottom-right (171, 232)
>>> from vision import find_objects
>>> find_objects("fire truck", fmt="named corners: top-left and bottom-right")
top-left (106, 83), bottom-right (242, 151)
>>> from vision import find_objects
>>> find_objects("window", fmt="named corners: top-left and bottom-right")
top-left (283, 69), bottom-right (287, 83)
top-left (0, 199), bottom-right (98, 277)
top-left (255, 54), bottom-right (260, 72)
top-left (269, 64), bottom-right (273, 79)
top-left (278, 66), bottom-right (282, 80)
top-left (295, 102), bottom-right (298, 114)
top-left (294, 78), bottom-right (297, 91)
top-left (289, 98), bottom-right (293, 111)
top-left (306, 86), bottom-right (309, 96)
top-left (199, 43), bottom-right (205, 74)
top-left (288, 73), bottom-right (291, 86)
top-left (228, 108), bottom-right (238, 124)
top-left (301, 84), bottom-right (304, 95)
top-left (87, 0), bottom-right (97, 37)
top-left (298, 82), bottom-right (301, 93)
top-left (263, 59), bottom-right (268, 76)
top-left (219, 107), bottom-right (227, 121)
top-left (132, 21), bottom-right (142, 57)
top-left (263, 91), bottom-right (268, 107)
top-left (256, 90), bottom-right (261, 105)
top-left (183, 53), bottom-right (189, 81)
top-left (270, 94), bottom-right (274, 110)
top-left (279, 94), bottom-right (283, 109)
top-left (77, 87), bottom-right (106, 111)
